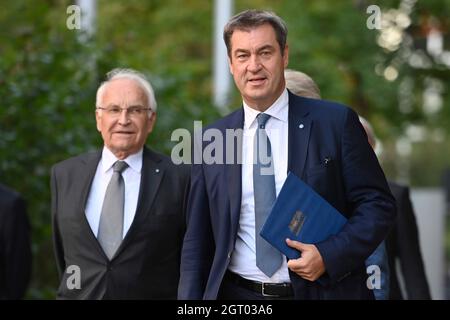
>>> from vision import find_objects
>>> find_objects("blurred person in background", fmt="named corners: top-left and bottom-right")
top-left (359, 117), bottom-right (431, 300)
top-left (284, 69), bottom-right (321, 99)
top-left (0, 183), bottom-right (32, 299)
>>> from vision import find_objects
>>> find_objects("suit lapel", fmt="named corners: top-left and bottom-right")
top-left (114, 147), bottom-right (164, 257)
top-left (77, 150), bottom-right (107, 257)
top-left (226, 109), bottom-right (245, 235)
top-left (288, 92), bottom-right (312, 180)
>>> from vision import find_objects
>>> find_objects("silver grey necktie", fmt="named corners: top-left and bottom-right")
top-left (254, 113), bottom-right (283, 277)
top-left (98, 160), bottom-right (128, 260)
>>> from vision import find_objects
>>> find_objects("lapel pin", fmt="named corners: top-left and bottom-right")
top-left (299, 123), bottom-right (304, 129)
top-left (155, 168), bottom-right (160, 173)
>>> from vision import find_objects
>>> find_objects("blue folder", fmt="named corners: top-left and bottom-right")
top-left (260, 172), bottom-right (347, 259)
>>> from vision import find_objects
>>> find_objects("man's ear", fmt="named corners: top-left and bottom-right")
top-left (283, 44), bottom-right (289, 68)
top-left (147, 112), bottom-right (157, 134)
top-left (228, 56), bottom-right (234, 75)
top-left (95, 110), bottom-right (102, 132)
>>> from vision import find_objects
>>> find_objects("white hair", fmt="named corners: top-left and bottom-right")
top-left (96, 68), bottom-right (157, 115)
top-left (285, 69), bottom-right (321, 99)
top-left (358, 116), bottom-right (376, 148)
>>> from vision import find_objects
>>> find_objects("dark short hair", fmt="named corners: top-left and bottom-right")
top-left (223, 9), bottom-right (288, 58)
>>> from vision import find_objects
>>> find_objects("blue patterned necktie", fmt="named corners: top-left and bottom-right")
top-left (253, 113), bottom-right (283, 277)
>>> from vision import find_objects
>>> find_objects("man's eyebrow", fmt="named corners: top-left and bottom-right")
top-left (233, 45), bottom-right (275, 55)
top-left (105, 103), bottom-right (120, 108)
top-left (257, 45), bottom-right (275, 52)
top-left (233, 48), bottom-right (250, 55)
top-left (104, 103), bottom-right (145, 108)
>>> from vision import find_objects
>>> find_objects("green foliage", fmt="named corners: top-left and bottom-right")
top-left (1, 3), bottom-right (112, 298)
top-left (235, 0), bottom-right (450, 186)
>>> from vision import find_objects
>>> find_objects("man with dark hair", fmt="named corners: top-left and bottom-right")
top-left (178, 9), bottom-right (396, 300)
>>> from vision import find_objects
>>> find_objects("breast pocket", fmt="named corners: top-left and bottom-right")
top-left (306, 163), bottom-right (329, 177)
top-left (304, 159), bottom-right (338, 198)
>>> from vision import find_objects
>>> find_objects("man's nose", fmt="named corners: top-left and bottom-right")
top-left (118, 108), bottom-right (131, 124)
top-left (247, 55), bottom-right (262, 72)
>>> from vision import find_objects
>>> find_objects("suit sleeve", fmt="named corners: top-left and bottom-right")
top-left (2, 194), bottom-right (31, 299)
top-left (51, 166), bottom-right (65, 278)
top-left (178, 160), bottom-right (215, 300)
top-left (182, 164), bottom-right (191, 230)
top-left (396, 186), bottom-right (431, 299)
top-left (315, 109), bottom-right (397, 282)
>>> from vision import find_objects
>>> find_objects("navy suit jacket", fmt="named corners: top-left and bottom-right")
top-left (178, 91), bottom-right (396, 299)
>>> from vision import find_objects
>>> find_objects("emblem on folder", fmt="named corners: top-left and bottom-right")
top-left (289, 210), bottom-right (306, 236)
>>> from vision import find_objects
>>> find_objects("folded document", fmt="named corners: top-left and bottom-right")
top-left (260, 172), bottom-right (347, 259)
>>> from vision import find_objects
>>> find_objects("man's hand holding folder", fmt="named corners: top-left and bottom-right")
top-left (260, 172), bottom-right (348, 281)
top-left (285, 239), bottom-right (326, 281)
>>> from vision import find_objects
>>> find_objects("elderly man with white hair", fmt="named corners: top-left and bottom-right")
top-left (51, 68), bottom-right (190, 299)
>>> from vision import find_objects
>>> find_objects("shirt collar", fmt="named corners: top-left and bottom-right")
top-left (101, 147), bottom-right (143, 174)
top-left (243, 88), bottom-right (289, 129)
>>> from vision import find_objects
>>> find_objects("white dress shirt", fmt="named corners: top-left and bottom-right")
top-left (228, 89), bottom-right (290, 283)
top-left (85, 147), bottom-right (142, 239)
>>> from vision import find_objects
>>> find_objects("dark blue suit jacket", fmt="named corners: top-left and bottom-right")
top-left (178, 91), bottom-right (396, 299)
